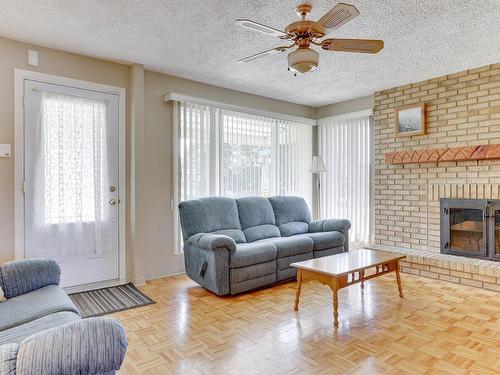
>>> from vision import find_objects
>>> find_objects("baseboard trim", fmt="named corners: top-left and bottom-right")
top-left (146, 268), bottom-right (186, 282)
top-left (134, 277), bottom-right (147, 286)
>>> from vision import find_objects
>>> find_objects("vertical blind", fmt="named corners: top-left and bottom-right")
top-left (174, 101), bottom-right (313, 253)
top-left (178, 102), bottom-right (212, 201)
top-left (318, 114), bottom-right (373, 246)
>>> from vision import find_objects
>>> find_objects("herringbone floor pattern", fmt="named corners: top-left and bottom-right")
top-left (112, 273), bottom-right (500, 374)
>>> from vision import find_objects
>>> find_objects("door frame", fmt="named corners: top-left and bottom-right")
top-left (14, 69), bottom-right (127, 290)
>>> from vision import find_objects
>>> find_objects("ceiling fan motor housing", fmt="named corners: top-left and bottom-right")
top-left (288, 48), bottom-right (319, 74)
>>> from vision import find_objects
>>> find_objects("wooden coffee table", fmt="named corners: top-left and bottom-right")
top-left (291, 249), bottom-right (406, 326)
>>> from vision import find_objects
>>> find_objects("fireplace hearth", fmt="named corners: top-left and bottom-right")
top-left (441, 199), bottom-right (500, 260)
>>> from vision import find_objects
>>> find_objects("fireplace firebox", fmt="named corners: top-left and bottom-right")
top-left (440, 199), bottom-right (500, 260)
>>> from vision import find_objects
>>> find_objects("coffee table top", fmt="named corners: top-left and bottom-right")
top-left (291, 249), bottom-right (405, 277)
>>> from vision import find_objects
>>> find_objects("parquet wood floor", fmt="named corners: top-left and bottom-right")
top-left (112, 273), bottom-right (500, 375)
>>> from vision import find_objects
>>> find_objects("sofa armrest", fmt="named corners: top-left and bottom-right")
top-left (16, 317), bottom-right (127, 375)
top-left (0, 259), bottom-right (60, 299)
top-left (186, 233), bottom-right (237, 253)
top-left (0, 343), bottom-right (19, 375)
top-left (309, 219), bottom-right (351, 234)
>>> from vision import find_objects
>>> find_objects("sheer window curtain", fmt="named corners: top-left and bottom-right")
top-left (30, 91), bottom-right (111, 257)
top-left (318, 114), bottom-right (373, 247)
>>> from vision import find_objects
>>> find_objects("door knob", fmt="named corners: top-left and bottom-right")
top-left (109, 199), bottom-right (118, 206)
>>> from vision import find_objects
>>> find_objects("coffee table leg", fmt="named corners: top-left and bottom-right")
top-left (395, 260), bottom-right (404, 298)
top-left (360, 270), bottom-right (365, 288)
top-left (332, 288), bottom-right (339, 326)
top-left (294, 269), bottom-right (302, 311)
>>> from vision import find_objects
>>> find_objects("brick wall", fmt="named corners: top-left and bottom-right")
top-left (374, 63), bottom-right (500, 252)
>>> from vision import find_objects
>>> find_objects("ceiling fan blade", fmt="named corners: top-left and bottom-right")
top-left (321, 38), bottom-right (384, 54)
top-left (235, 19), bottom-right (289, 38)
top-left (237, 46), bottom-right (289, 63)
top-left (317, 3), bottom-right (360, 30)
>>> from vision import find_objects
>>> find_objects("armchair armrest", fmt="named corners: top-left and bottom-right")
top-left (16, 318), bottom-right (127, 375)
top-left (0, 343), bottom-right (19, 375)
top-left (0, 259), bottom-right (60, 299)
top-left (186, 233), bottom-right (237, 253)
top-left (309, 219), bottom-right (351, 234)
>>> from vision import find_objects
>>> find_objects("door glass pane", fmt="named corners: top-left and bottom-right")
top-left (495, 210), bottom-right (500, 257)
top-left (449, 208), bottom-right (483, 253)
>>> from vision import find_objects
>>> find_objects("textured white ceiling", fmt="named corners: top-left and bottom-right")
top-left (1, 0), bottom-right (500, 106)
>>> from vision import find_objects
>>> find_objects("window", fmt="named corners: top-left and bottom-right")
top-left (174, 101), bottom-right (313, 252)
top-left (318, 113), bottom-right (373, 247)
top-left (221, 111), bottom-right (274, 197)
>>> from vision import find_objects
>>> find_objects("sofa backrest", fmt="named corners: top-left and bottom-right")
top-left (236, 197), bottom-right (281, 242)
top-left (268, 196), bottom-right (312, 236)
top-left (178, 197), bottom-right (246, 243)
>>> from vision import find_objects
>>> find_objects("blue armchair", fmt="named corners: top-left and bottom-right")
top-left (0, 259), bottom-right (127, 375)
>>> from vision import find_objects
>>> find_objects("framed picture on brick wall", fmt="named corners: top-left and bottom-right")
top-left (395, 103), bottom-right (426, 137)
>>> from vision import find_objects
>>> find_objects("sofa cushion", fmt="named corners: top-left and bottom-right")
top-left (314, 246), bottom-right (345, 259)
top-left (268, 196), bottom-right (312, 236)
top-left (237, 197), bottom-right (280, 242)
top-left (243, 225), bottom-right (281, 243)
top-left (300, 231), bottom-right (345, 251)
top-left (179, 197), bottom-right (245, 243)
top-left (229, 243), bottom-right (277, 268)
top-left (0, 285), bottom-right (79, 332)
top-left (279, 222), bottom-right (310, 237)
top-left (236, 197), bottom-right (276, 228)
top-left (255, 236), bottom-right (313, 258)
top-left (0, 311), bottom-right (80, 346)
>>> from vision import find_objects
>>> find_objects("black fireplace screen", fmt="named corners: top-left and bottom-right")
top-left (441, 199), bottom-right (500, 260)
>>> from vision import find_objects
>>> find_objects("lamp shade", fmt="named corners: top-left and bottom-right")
top-left (309, 156), bottom-right (327, 173)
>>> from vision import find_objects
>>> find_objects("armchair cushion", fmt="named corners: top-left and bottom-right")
top-left (187, 233), bottom-right (237, 253)
top-left (0, 312), bottom-right (80, 346)
top-left (0, 259), bottom-right (60, 299)
top-left (16, 317), bottom-right (127, 375)
top-left (309, 219), bottom-right (351, 234)
top-left (0, 285), bottom-right (79, 332)
top-left (0, 343), bottom-right (18, 375)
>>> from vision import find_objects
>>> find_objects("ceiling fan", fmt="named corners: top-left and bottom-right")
top-left (235, 2), bottom-right (384, 75)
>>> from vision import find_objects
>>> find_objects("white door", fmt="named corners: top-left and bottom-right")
top-left (23, 79), bottom-right (121, 288)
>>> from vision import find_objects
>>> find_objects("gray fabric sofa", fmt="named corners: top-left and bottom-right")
top-left (179, 196), bottom-right (351, 295)
top-left (0, 258), bottom-right (127, 375)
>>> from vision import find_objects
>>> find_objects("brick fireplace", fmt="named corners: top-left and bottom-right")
top-left (370, 62), bottom-right (500, 289)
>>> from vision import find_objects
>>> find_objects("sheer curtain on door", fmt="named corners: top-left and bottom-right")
top-left (30, 91), bottom-right (111, 257)
top-left (318, 114), bottom-right (373, 247)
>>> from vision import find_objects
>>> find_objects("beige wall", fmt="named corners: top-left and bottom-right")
top-left (0, 36), bottom-right (318, 280)
top-left (316, 95), bottom-right (374, 119)
top-left (374, 63), bottom-right (500, 252)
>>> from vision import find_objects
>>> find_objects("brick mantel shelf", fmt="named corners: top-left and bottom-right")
top-left (385, 143), bottom-right (500, 164)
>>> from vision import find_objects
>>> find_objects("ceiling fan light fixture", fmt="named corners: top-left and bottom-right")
top-left (287, 48), bottom-right (319, 74)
